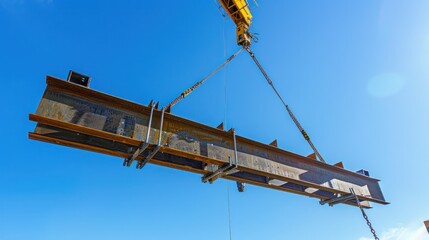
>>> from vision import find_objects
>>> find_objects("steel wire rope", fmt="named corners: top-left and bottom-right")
top-left (244, 47), bottom-right (326, 163)
top-left (223, 17), bottom-right (233, 240)
top-left (165, 48), bottom-right (243, 109)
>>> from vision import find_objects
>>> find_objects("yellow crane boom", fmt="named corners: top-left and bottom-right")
top-left (218, 0), bottom-right (253, 47)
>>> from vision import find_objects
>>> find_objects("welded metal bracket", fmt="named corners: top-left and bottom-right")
top-left (136, 107), bottom-right (166, 169)
top-left (319, 188), bottom-right (362, 207)
top-left (123, 101), bottom-right (156, 167)
top-left (202, 162), bottom-right (236, 183)
top-left (320, 194), bottom-right (356, 207)
top-left (136, 145), bottom-right (160, 169)
top-left (202, 129), bottom-right (240, 183)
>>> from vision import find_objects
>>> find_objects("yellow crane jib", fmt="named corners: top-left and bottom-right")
top-left (218, 0), bottom-right (253, 47)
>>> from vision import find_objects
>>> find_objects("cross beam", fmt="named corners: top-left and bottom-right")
top-left (28, 76), bottom-right (388, 208)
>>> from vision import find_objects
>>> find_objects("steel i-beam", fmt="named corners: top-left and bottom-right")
top-left (28, 76), bottom-right (388, 208)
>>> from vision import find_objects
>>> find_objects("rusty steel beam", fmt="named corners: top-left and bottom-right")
top-left (29, 76), bottom-right (388, 207)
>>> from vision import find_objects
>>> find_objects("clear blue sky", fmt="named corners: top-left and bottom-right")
top-left (1, 0), bottom-right (428, 239)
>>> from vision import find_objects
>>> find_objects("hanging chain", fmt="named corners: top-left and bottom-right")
top-left (353, 191), bottom-right (380, 240)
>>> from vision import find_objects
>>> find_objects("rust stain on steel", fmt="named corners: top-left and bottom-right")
top-left (29, 76), bottom-right (388, 207)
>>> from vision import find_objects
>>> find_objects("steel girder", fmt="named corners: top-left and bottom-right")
top-left (29, 76), bottom-right (388, 208)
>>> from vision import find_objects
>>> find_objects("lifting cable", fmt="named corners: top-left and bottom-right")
top-left (166, 48), bottom-right (244, 110)
top-left (223, 19), bottom-right (233, 240)
top-left (165, 46), bottom-right (325, 163)
top-left (244, 47), bottom-right (326, 163)
top-left (226, 182), bottom-right (233, 240)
